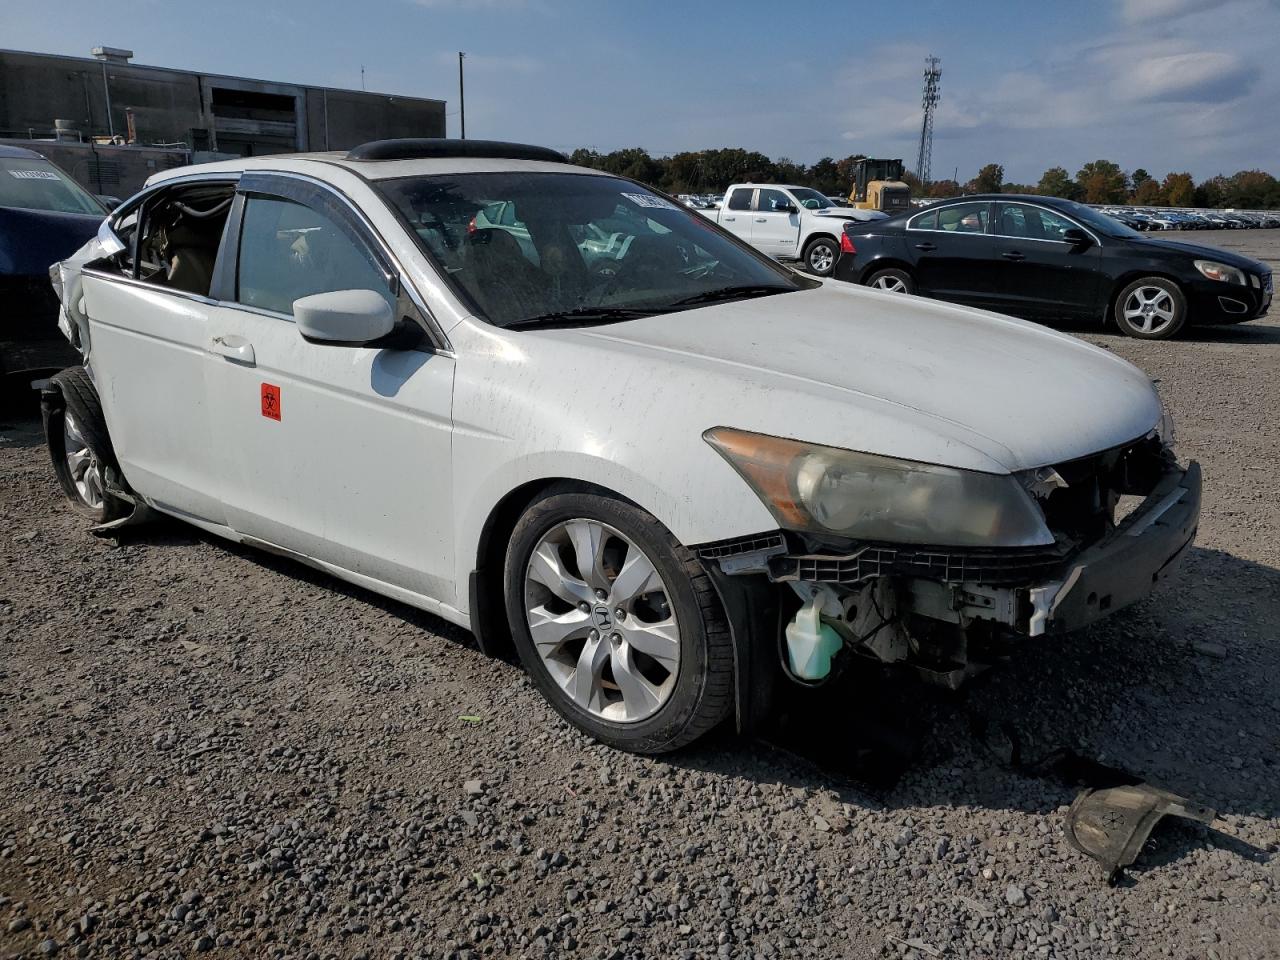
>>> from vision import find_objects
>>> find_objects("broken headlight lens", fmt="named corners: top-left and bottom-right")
top-left (1193, 260), bottom-right (1246, 285)
top-left (704, 427), bottom-right (1054, 548)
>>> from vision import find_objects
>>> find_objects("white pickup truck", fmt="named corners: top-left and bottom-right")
top-left (709, 184), bottom-right (887, 276)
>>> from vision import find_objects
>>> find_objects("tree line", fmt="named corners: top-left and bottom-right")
top-left (567, 147), bottom-right (1280, 209)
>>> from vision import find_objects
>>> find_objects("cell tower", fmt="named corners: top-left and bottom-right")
top-left (916, 56), bottom-right (942, 187)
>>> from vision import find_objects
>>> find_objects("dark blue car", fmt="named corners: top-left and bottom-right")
top-left (0, 144), bottom-right (107, 377)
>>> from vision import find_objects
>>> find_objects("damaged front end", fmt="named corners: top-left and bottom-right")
top-left (701, 429), bottom-right (1201, 690)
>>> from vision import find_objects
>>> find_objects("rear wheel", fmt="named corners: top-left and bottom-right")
top-left (45, 367), bottom-right (129, 523)
top-left (504, 486), bottom-right (733, 753)
top-left (865, 267), bottom-right (915, 295)
top-left (802, 236), bottom-right (839, 277)
top-left (1113, 277), bottom-right (1186, 339)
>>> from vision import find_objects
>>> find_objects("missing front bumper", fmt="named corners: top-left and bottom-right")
top-left (1025, 461), bottom-right (1200, 636)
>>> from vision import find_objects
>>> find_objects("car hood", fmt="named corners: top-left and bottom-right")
top-left (560, 283), bottom-right (1162, 474)
top-left (0, 206), bottom-right (103, 277)
top-left (1134, 236), bottom-right (1267, 272)
top-left (812, 208), bottom-right (888, 222)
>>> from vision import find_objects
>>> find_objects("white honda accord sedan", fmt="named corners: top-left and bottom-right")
top-left (45, 140), bottom-right (1200, 753)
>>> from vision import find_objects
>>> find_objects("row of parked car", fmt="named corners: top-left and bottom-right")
top-left (1097, 207), bottom-right (1280, 230)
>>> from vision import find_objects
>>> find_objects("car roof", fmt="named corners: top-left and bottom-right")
top-left (147, 151), bottom-right (596, 188)
top-left (0, 144), bottom-right (46, 160)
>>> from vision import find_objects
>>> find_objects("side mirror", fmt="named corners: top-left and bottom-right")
top-left (294, 289), bottom-right (396, 345)
top-left (777, 202), bottom-right (797, 214)
top-left (1062, 227), bottom-right (1091, 246)
top-left (96, 195), bottom-right (122, 211)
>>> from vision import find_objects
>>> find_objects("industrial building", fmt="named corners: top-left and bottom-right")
top-left (0, 47), bottom-right (447, 197)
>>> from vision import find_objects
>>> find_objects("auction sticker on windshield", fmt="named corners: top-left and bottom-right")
top-left (622, 192), bottom-right (677, 210)
top-left (8, 169), bottom-right (61, 180)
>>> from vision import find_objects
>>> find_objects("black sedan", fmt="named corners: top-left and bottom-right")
top-left (1, 145), bottom-right (106, 378)
top-left (833, 194), bottom-right (1273, 339)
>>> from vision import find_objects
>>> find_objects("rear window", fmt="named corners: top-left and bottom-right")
top-left (0, 158), bottom-right (105, 215)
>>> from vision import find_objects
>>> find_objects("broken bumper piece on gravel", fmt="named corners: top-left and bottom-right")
top-left (1065, 783), bottom-right (1216, 885)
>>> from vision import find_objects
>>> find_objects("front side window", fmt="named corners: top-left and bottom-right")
top-left (996, 203), bottom-right (1079, 242)
top-left (236, 196), bottom-right (393, 316)
top-left (0, 157), bottom-right (104, 215)
top-left (755, 189), bottom-right (792, 213)
top-left (376, 172), bottom-right (807, 328)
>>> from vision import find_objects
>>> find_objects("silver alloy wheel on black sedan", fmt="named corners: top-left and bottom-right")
top-left (871, 274), bottom-right (909, 293)
top-left (523, 518), bottom-right (680, 723)
top-left (1122, 285), bottom-right (1177, 336)
top-left (62, 412), bottom-right (105, 510)
top-left (1113, 276), bottom-right (1187, 339)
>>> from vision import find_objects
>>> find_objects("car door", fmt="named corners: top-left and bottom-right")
top-left (718, 187), bottom-right (754, 241)
top-left (752, 188), bottom-right (802, 256)
top-left (989, 202), bottom-right (1101, 319)
top-left (76, 176), bottom-right (239, 526)
top-left (905, 201), bottom-right (998, 308)
top-left (202, 173), bottom-right (457, 602)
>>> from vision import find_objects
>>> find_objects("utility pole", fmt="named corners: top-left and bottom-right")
top-left (458, 52), bottom-right (466, 139)
top-left (916, 56), bottom-right (941, 188)
top-left (360, 65), bottom-right (366, 91)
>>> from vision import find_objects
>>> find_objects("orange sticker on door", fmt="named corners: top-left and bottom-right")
top-left (260, 383), bottom-right (281, 421)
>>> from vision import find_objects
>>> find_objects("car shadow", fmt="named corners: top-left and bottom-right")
top-left (1047, 316), bottom-right (1280, 346)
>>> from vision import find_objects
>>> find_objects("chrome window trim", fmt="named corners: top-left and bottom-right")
top-left (905, 200), bottom-right (992, 237)
top-left (991, 201), bottom-right (1102, 247)
top-left (80, 265), bottom-right (220, 307)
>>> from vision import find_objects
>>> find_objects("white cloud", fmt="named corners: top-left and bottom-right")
top-left (1123, 50), bottom-right (1257, 101)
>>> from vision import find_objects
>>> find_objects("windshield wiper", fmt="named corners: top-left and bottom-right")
top-left (504, 306), bottom-right (661, 330)
top-left (669, 284), bottom-right (793, 308)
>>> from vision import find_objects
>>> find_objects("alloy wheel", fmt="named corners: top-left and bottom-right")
top-left (809, 245), bottom-right (835, 273)
top-left (1122, 285), bottom-right (1177, 335)
top-left (63, 412), bottom-right (105, 510)
top-left (523, 518), bottom-right (680, 723)
top-left (872, 275), bottom-right (908, 293)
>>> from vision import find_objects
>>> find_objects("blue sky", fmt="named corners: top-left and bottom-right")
top-left (3, 0), bottom-right (1276, 183)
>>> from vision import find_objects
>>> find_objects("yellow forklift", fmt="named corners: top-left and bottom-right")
top-left (848, 158), bottom-right (911, 213)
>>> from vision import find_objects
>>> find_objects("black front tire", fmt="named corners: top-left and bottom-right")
top-left (503, 485), bottom-right (733, 753)
top-left (45, 367), bottom-right (129, 523)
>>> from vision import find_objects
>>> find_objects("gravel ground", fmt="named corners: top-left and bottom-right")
top-left (2, 230), bottom-right (1278, 960)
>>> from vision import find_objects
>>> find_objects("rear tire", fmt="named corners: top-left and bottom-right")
top-left (865, 267), bottom-right (915, 295)
top-left (802, 236), bottom-right (839, 277)
top-left (45, 367), bottom-right (129, 523)
top-left (504, 485), bottom-right (733, 753)
top-left (1113, 277), bottom-right (1187, 339)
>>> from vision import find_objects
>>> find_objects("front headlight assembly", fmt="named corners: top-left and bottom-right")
top-left (705, 427), bottom-right (1054, 548)
top-left (1194, 260), bottom-right (1246, 285)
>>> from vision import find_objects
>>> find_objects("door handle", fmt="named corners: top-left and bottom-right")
top-left (209, 334), bottom-right (256, 365)
top-left (754, 217), bottom-right (768, 223)
top-left (723, 216), bottom-right (735, 222)
top-left (1001, 251), bottom-right (1026, 261)
top-left (914, 242), bottom-right (937, 251)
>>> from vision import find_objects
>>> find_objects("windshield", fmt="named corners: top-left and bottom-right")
top-left (789, 187), bottom-right (831, 209)
top-left (1059, 200), bottom-right (1143, 240)
top-left (376, 172), bottom-right (807, 328)
top-left (0, 157), bottom-right (105, 215)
